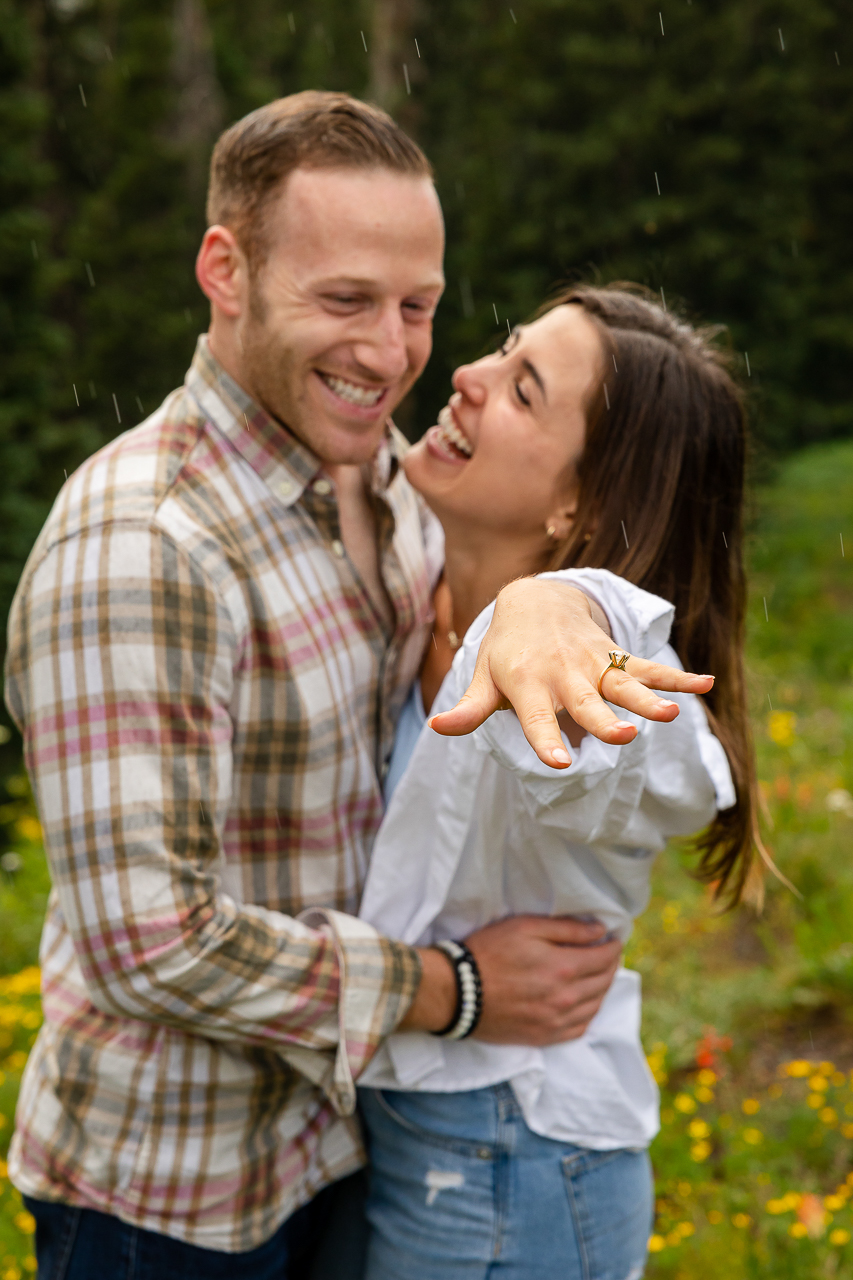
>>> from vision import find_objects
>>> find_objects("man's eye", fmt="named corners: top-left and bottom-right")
top-left (515, 381), bottom-right (531, 408)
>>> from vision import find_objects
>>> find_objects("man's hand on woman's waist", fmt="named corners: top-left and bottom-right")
top-left (398, 914), bottom-right (621, 1045)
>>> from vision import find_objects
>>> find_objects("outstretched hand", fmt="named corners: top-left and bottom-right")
top-left (428, 577), bottom-right (714, 769)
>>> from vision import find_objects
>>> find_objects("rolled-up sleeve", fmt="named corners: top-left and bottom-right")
top-left (5, 522), bottom-right (420, 1114)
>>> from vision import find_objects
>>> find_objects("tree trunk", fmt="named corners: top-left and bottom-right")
top-left (369, 0), bottom-right (420, 124)
top-left (170, 0), bottom-right (224, 195)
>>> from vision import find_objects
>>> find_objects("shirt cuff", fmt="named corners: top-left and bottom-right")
top-left (297, 908), bottom-right (422, 1115)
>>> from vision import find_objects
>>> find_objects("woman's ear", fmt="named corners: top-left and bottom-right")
top-left (543, 499), bottom-right (578, 543)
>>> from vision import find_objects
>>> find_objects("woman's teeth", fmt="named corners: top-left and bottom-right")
top-left (320, 373), bottom-right (384, 407)
top-left (436, 405), bottom-right (473, 457)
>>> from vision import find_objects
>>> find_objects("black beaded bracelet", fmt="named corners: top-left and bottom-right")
top-left (430, 939), bottom-right (483, 1040)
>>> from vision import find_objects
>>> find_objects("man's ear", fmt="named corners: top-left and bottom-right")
top-left (195, 225), bottom-right (247, 319)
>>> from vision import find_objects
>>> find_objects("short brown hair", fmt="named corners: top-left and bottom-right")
top-left (206, 91), bottom-right (433, 268)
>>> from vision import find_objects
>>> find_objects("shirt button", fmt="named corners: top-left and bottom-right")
top-left (313, 478), bottom-right (333, 496)
top-left (331, 539), bottom-right (346, 558)
top-left (276, 479), bottom-right (293, 498)
top-left (477, 1147), bottom-right (491, 1160)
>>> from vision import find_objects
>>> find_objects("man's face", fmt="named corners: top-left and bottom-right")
top-left (238, 167), bottom-right (445, 466)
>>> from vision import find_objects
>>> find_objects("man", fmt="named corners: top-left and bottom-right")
top-left (6, 93), bottom-right (691, 1276)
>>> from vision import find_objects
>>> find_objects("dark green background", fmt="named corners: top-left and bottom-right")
top-left (1, 0), bottom-right (851, 724)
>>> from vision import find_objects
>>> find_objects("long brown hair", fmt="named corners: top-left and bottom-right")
top-left (544, 283), bottom-right (759, 905)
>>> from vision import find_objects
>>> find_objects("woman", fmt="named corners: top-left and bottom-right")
top-left (357, 285), bottom-right (759, 1279)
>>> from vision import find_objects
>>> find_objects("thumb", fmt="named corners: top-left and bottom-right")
top-left (428, 666), bottom-right (505, 737)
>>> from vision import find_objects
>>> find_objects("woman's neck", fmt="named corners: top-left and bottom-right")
top-left (442, 532), bottom-right (546, 642)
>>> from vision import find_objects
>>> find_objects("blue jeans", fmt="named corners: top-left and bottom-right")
top-left (359, 1085), bottom-right (653, 1280)
top-left (24, 1169), bottom-right (368, 1280)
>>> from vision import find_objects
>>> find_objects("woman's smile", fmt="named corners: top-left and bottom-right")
top-left (424, 404), bottom-right (474, 464)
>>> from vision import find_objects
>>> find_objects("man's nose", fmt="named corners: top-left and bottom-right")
top-left (352, 305), bottom-right (410, 382)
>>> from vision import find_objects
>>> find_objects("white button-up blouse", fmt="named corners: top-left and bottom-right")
top-left (359, 569), bottom-right (735, 1151)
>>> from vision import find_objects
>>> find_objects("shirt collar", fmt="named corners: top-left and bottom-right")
top-left (185, 334), bottom-right (401, 506)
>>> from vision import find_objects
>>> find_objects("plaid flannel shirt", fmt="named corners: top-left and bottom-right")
top-left (5, 336), bottom-right (441, 1252)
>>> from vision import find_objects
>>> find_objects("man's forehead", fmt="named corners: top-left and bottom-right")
top-left (269, 166), bottom-right (444, 255)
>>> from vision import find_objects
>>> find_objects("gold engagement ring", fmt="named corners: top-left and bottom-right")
top-left (597, 649), bottom-right (631, 697)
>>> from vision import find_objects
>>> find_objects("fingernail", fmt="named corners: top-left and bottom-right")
top-left (551, 746), bottom-right (571, 765)
top-left (613, 720), bottom-right (633, 731)
top-left (656, 699), bottom-right (677, 709)
top-left (427, 717), bottom-right (436, 729)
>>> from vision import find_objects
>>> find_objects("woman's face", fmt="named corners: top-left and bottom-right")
top-left (403, 304), bottom-right (604, 548)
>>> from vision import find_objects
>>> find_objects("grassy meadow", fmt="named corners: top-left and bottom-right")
top-left (2, 441), bottom-right (853, 1277)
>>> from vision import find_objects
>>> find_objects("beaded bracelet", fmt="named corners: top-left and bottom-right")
top-left (430, 939), bottom-right (484, 1040)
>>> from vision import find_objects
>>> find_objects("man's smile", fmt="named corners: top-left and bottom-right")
top-left (316, 370), bottom-right (388, 409)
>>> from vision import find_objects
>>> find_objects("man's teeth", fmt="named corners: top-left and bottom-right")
top-left (436, 405), bottom-right (473, 457)
top-left (321, 374), bottom-right (384, 407)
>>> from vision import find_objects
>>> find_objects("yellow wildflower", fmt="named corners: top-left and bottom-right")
top-left (742, 1098), bottom-right (760, 1114)
top-left (784, 1060), bottom-right (812, 1078)
top-left (766, 1199), bottom-right (788, 1215)
top-left (674, 1093), bottom-right (697, 1114)
top-left (16, 816), bottom-right (42, 842)
top-left (820, 1107), bottom-right (838, 1126)
top-left (743, 1128), bottom-right (763, 1145)
top-left (690, 1140), bottom-right (712, 1162)
top-left (707, 1210), bottom-right (724, 1224)
top-left (809, 1075), bottom-right (829, 1092)
top-left (842, 1123), bottom-right (853, 1139)
top-left (768, 710), bottom-right (796, 746)
top-left (825, 1195), bottom-right (846, 1212)
top-left (789, 1222), bottom-right (808, 1238)
top-left (677, 1222), bottom-right (695, 1238)
top-left (13, 1211), bottom-right (35, 1235)
top-left (688, 1119), bottom-right (710, 1139)
top-left (695, 1086), bottom-right (714, 1103)
top-left (647, 1234), bottom-right (666, 1253)
top-left (830, 1228), bottom-right (851, 1246)
top-left (732, 1213), bottom-right (752, 1229)
top-left (808, 1093), bottom-right (824, 1109)
top-left (697, 1069), bottom-right (717, 1086)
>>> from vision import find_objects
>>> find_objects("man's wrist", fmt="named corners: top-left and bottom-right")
top-left (397, 946), bottom-right (457, 1033)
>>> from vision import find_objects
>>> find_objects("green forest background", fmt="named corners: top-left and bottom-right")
top-left (2, 0), bottom-right (852, 666)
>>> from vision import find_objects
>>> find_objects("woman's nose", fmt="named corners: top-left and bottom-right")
top-left (451, 359), bottom-right (488, 404)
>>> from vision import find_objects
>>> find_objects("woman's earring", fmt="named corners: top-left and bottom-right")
top-left (546, 525), bottom-right (557, 540)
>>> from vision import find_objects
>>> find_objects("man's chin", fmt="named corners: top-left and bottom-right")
top-left (299, 415), bottom-right (392, 468)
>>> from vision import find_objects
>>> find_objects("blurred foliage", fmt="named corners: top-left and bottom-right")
top-left (1, 0), bottom-right (851, 664)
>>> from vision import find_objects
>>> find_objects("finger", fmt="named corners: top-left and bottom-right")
top-left (626, 661), bottom-right (715, 695)
top-left (557, 682), bottom-right (641, 745)
top-left (486, 681), bottom-right (579, 769)
top-left (532, 916), bottom-right (609, 945)
top-left (552, 997), bottom-right (612, 1041)
top-left (557, 938), bottom-right (623, 979)
top-left (597, 669), bottom-right (683, 722)
top-left (428, 666), bottom-right (505, 738)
